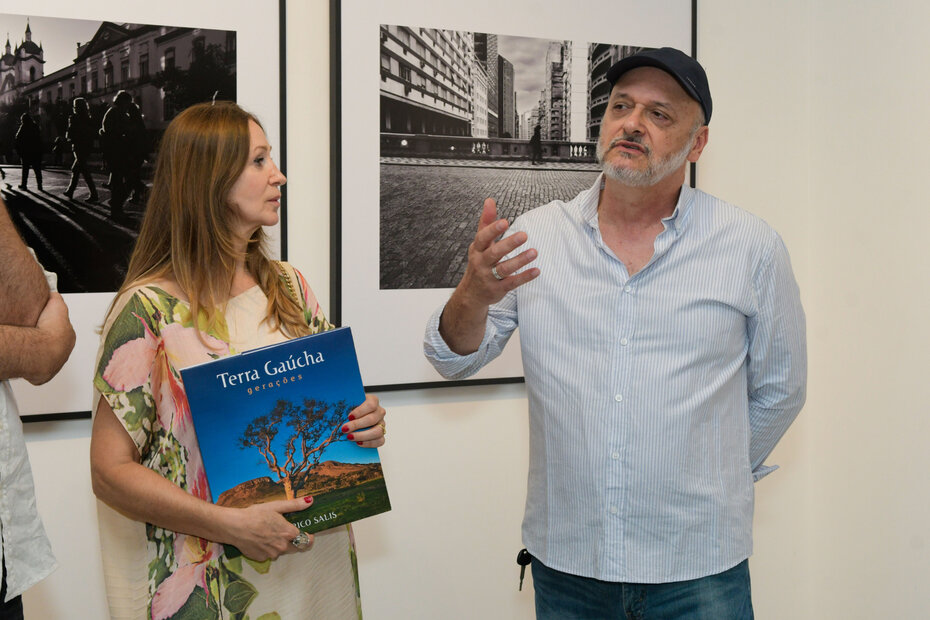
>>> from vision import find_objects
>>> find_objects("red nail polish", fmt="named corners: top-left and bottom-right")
top-left (341, 424), bottom-right (349, 433)
top-left (348, 414), bottom-right (356, 421)
top-left (356, 441), bottom-right (363, 445)
top-left (347, 433), bottom-right (354, 440)
top-left (304, 496), bottom-right (313, 504)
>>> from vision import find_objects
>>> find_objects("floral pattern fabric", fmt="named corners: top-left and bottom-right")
top-left (93, 264), bottom-right (360, 619)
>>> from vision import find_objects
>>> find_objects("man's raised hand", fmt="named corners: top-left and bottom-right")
top-left (437, 197), bottom-right (539, 355)
top-left (460, 197), bottom-right (539, 307)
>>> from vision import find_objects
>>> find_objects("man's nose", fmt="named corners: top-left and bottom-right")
top-left (621, 106), bottom-right (646, 134)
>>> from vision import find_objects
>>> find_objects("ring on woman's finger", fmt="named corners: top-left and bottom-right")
top-left (291, 531), bottom-right (311, 549)
top-left (491, 265), bottom-right (505, 281)
top-left (379, 421), bottom-right (386, 437)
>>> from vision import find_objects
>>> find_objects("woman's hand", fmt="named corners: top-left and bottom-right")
top-left (342, 393), bottom-right (386, 448)
top-left (219, 497), bottom-right (316, 561)
top-left (92, 398), bottom-right (316, 562)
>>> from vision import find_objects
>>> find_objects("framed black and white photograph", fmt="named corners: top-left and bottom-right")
top-left (5, 1), bottom-right (285, 417)
top-left (332, 0), bottom-right (695, 389)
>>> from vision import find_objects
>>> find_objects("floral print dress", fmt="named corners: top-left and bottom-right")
top-left (93, 264), bottom-right (361, 620)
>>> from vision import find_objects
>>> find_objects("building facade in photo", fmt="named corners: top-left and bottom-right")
top-left (497, 54), bottom-right (514, 138)
top-left (1, 20), bottom-right (236, 130)
top-left (380, 25), bottom-right (474, 136)
top-left (471, 60), bottom-right (489, 138)
top-left (587, 44), bottom-right (649, 141)
top-left (0, 22), bottom-right (44, 97)
top-left (473, 32), bottom-right (499, 138)
top-left (543, 41), bottom-right (568, 142)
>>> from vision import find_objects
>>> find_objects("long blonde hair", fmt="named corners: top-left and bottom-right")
top-left (110, 101), bottom-right (310, 339)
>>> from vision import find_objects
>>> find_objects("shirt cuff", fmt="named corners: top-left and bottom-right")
top-left (423, 304), bottom-right (493, 380)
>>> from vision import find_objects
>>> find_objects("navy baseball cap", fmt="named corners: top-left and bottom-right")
top-left (605, 47), bottom-right (712, 124)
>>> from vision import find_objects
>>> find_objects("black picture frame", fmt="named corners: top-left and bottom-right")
top-left (331, 0), bottom-right (696, 390)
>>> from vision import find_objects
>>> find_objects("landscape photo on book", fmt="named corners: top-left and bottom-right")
top-left (180, 327), bottom-right (390, 538)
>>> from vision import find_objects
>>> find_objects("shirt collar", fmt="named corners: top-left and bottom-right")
top-left (664, 183), bottom-right (695, 234)
top-left (579, 174), bottom-right (696, 236)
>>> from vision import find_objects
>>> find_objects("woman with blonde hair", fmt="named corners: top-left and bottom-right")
top-left (90, 101), bottom-right (385, 619)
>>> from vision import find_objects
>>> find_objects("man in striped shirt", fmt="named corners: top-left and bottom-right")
top-left (424, 47), bottom-right (806, 619)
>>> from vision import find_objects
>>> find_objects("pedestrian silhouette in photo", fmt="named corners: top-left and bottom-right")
top-left (64, 98), bottom-right (100, 203)
top-left (14, 113), bottom-right (43, 191)
top-left (51, 136), bottom-right (68, 166)
top-left (529, 124), bottom-right (543, 165)
top-left (125, 99), bottom-right (149, 204)
top-left (99, 91), bottom-right (136, 217)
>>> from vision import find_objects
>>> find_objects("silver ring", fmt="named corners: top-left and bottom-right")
top-left (291, 531), bottom-right (311, 548)
top-left (491, 265), bottom-right (504, 281)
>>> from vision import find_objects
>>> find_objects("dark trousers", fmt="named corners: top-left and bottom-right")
top-left (66, 155), bottom-right (98, 199)
top-left (0, 557), bottom-right (24, 620)
top-left (18, 161), bottom-right (41, 190)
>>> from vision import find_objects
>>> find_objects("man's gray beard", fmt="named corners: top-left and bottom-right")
top-left (596, 130), bottom-right (697, 188)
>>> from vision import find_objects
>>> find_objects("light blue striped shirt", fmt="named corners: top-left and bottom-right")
top-left (424, 175), bottom-right (806, 583)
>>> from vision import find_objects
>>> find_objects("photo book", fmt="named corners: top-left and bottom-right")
top-left (180, 327), bottom-right (390, 554)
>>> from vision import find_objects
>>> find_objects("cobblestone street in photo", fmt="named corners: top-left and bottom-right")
top-left (380, 159), bottom-right (600, 290)
top-left (1, 165), bottom-right (145, 293)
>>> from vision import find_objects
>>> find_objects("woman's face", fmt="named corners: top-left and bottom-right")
top-left (227, 119), bottom-right (286, 238)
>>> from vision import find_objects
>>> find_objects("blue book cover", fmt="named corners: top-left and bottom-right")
top-left (180, 327), bottom-right (390, 547)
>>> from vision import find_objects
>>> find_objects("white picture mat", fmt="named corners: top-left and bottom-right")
top-left (10, 0), bottom-right (282, 416)
top-left (338, 0), bottom-right (692, 387)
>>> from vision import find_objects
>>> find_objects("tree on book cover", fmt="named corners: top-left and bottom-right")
top-left (238, 397), bottom-right (352, 501)
top-left (180, 327), bottom-right (390, 540)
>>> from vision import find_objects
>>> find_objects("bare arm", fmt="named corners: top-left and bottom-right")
top-left (438, 198), bottom-right (539, 354)
top-left (90, 397), bottom-right (315, 561)
top-left (0, 292), bottom-right (75, 383)
top-left (0, 197), bottom-right (49, 326)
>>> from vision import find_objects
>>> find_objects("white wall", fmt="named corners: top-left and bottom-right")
top-left (21, 1), bottom-right (930, 618)
top-left (804, 3), bottom-right (930, 617)
top-left (700, 2), bottom-right (930, 617)
top-left (697, 2), bottom-right (815, 616)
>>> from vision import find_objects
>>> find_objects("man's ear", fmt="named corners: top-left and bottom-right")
top-left (687, 125), bottom-right (709, 163)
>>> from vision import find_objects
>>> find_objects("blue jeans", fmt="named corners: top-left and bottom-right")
top-left (532, 557), bottom-right (753, 620)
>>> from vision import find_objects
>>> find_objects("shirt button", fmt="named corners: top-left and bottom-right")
top-left (614, 394), bottom-right (623, 402)
top-left (609, 506), bottom-right (619, 515)
top-left (623, 285), bottom-right (632, 293)
top-left (611, 452), bottom-right (620, 460)
top-left (619, 337), bottom-right (629, 346)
